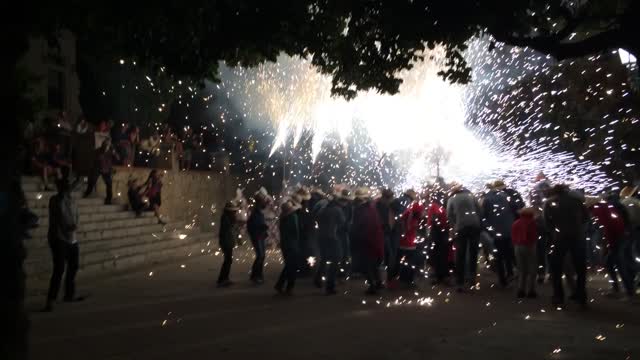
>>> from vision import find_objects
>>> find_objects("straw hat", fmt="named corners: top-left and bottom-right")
top-left (620, 185), bottom-right (638, 198)
top-left (255, 187), bottom-right (272, 203)
top-left (224, 201), bottom-right (240, 212)
top-left (405, 189), bottom-right (418, 200)
top-left (584, 196), bottom-right (602, 208)
top-left (493, 180), bottom-right (506, 190)
top-left (354, 187), bottom-right (371, 200)
top-left (449, 183), bottom-right (463, 194)
top-left (281, 200), bottom-right (301, 216)
top-left (295, 186), bottom-right (312, 200)
top-left (334, 188), bottom-right (355, 201)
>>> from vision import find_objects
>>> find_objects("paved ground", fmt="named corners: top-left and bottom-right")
top-left (28, 246), bottom-right (640, 360)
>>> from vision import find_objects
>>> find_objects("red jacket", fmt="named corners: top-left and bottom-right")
top-left (426, 202), bottom-right (448, 231)
top-left (590, 203), bottom-right (625, 245)
top-left (400, 202), bottom-right (425, 249)
top-left (511, 212), bottom-right (537, 246)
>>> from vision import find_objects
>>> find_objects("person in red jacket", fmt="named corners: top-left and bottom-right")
top-left (427, 191), bottom-right (449, 284)
top-left (512, 207), bottom-right (538, 298)
top-left (398, 201), bottom-right (425, 286)
top-left (590, 199), bottom-right (635, 297)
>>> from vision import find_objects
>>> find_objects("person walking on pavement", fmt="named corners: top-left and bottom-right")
top-left (45, 179), bottom-right (82, 311)
top-left (376, 189), bottom-right (398, 288)
top-left (482, 182), bottom-right (516, 287)
top-left (511, 207), bottom-right (539, 298)
top-left (275, 200), bottom-right (302, 295)
top-left (247, 188), bottom-right (272, 285)
top-left (314, 189), bottom-right (349, 295)
top-left (352, 187), bottom-right (385, 295)
top-left (398, 200), bottom-right (425, 287)
top-left (494, 180), bottom-right (525, 219)
top-left (446, 183), bottom-right (483, 292)
top-left (84, 138), bottom-right (119, 205)
top-left (530, 172), bottom-right (551, 284)
top-left (543, 184), bottom-right (590, 307)
top-left (217, 201), bottom-right (239, 287)
top-left (427, 190), bottom-right (449, 285)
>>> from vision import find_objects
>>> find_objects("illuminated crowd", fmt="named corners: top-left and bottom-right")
top-left (217, 174), bottom-right (640, 307)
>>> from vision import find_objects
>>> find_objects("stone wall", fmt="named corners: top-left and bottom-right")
top-left (93, 167), bottom-right (233, 232)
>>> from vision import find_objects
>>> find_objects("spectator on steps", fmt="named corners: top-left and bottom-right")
top-left (217, 201), bottom-right (239, 288)
top-left (84, 138), bottom-right (119, 205)
top-left (144, 169), bottom-right (166, 224)
top-left (31, 138), bottom-right (59, 191)
top-left (51, 143), bottom-right (72, 179)
top-left (127, 178), bottom-right (146, 216)
top-left (45, 179), bottom-right (82, 312)
top-left (75, 116), bottom-right (89, 135)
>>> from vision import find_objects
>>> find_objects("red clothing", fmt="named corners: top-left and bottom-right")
top-left (590, 203), bottom-right (625, 245)
top-left (353, 202), bottom-right (384, 259)
top-left (511, 213), bottom-right (537, 246)
top-left (400, 202), bottom-right (424, 249)
top-left (426, 202), bottom-right (448, 230)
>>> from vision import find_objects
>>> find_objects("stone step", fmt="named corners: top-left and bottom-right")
top-left (30, 215), bottom-right (159, 237)
top-left (25, 232), bottom-right (214, 287)
top-left (36, 211), bottom-right (155, 227)
top-left (25, 191), bottom-right (105, 209)
top-left (30, 204), bottom-right (127, 218)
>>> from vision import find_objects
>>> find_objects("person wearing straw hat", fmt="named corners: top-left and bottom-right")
top-left (247, 188), bottom-right (272, 284)
top-left (376, 188), bottom-right (399, 288)
top-left (350, 187), bottom-right (371, 275)
top-left (493, 180), bottom-right (525, 219)
top-left (294, 187), bottom-right (314, 276)
top-left (352, 187), bottom-right (385, 294)
top-left (217, 201), bottom-right (239, 287)
top-left (336, 188), bottom-right (354, 278)
top-left (275, 200), bottom-right (301, 295)
top-left (482, 181), bottom-right (516, 288)
top-left (313, 189), bottom-right (348, 295)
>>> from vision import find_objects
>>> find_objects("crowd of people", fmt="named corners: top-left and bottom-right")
top-left (24, 112), bottom-right (218, 189)
top-left (217, 174), bottom-right (640, 307)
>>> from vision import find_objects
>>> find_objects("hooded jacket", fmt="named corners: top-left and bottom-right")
top-left (279, 211), bottom-right (300, 255)
top-left (543, 190), bottom-right (589, 241)
top-left (446, 189), bottom-right (481, 233)
top-left (482, 190), bottom-right (515, 239)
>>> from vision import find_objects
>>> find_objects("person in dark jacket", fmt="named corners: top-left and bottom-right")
top-left (45, 179), bottom-right (81, 311)
top-left (217, 201), bottom-right (239, 287)
top-left (543, 184), bottom-right (590, 306)
top-left (427, 190), bottom-right (449, 284)
top-left (493, 180), bottom-right (525, 219)
top-left (482, 185), bottom-right (516, 287)
top-left (127, 178), bottom-right (146, 216)
top-left (314, 191), bottom-right (348, 295)
top-left (247, 188), bottom-right (272, 284)
top-left (377, 188), bottom-right (399, 288)
top-left (352, 187), bottom-right (385, 294)
top-left (530, 172), bottom-right (551, 283)
top-left (275, 200), bottom-right (301, 294)
top-left (446, 184), bottom-right (482, 291)
top-left (84, 138), bottom-right (119, 205)
top-left (294, 187), bottom-right (313, 275)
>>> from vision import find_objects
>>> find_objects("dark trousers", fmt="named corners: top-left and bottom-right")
top-left (494, 236), bottom-right (514, 286)
top-left (454, 226), bottom-right (480, 286)
top-left (397, 249), bottom-right (417, 284)
top-left (250, 238), bottom-right (266, 280)
top-left (605, 240), bottom-right (635, 296)
top-left (314, 257), bottom-right (337, 291)
top-left (276, 252), bottom-right (298, 291)
top-left (431, 233), bottom-right (450, 281)
top-left (85, 171), bottom-right (112, 203)
top-left (217, 247), bottom-right (233, 284)
top-left (47, 239), bottom-right (79, 302)
top-left (366, 257), bottom-right (382, 290)
top-left (384, 234), bottom-right (398, 280)
top-left (550, 236), bottom-right (587, 304)
top-left (536, 218), bottom-right (549, 278)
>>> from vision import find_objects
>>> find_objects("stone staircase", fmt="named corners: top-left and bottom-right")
top-left (22, 176), bottom-right (216, 296)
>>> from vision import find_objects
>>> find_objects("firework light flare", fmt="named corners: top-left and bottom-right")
top-left (213, 38), bottom-right (625, 195)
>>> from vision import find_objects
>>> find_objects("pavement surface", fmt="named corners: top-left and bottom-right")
top-left (28, 246), bottom-right (640, 360)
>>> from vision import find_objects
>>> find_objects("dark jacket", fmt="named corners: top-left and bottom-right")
top-left (317, 201), bottom-right (346, 260)
top-left (279, 212), bottom-right (300, 256)
top-left (218, 211), bottom-right (235, 250)
top-left (543, 191), bottom-right (589, 241)
top-left (48, 192), bottom-right (78, 244)
top-left (482, 190), bottom-right (515, 238)
top-left (352, 201), bottom-right (384, 259)
top-left (503, 188), bottom-right (525, 218)
top-left (247, 208), bottom-right (268, 243)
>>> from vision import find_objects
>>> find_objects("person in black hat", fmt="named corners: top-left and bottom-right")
top-left (275, 200), bottom-right (301, 294)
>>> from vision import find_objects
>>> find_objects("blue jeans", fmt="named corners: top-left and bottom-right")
top-left (455, 226), bottom-right (480, 286)
top-left (250, 237), bottom-right (266, 280)
top-left (606, 240), bottom-right (635, 296)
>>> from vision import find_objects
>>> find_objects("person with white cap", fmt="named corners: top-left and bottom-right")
top-left (247, 188), bottom-right (272, 284)
top-left (275, 200), bottom-right (301, 295)
top-left (217, 201), bottom-right (239, 287)
top-left (313, 189), bottom-right (349, 295)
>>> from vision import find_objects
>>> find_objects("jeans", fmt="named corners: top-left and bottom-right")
top-left (314, 257), bottom-right (337, 292)
top-left (515, 245), bottom-right (536, 294)
top-left (454, 226), bottom-right (480, 286)
top-left (494, 236), bottom-right (514, 286)
top-left (47, 239), bottom-right (79, 302)
top-left (217, 247), bottom-right (233, 284)
top-left (276, 252), bottom-right (298, 291)
top-left (250, 237), bottom-right (266, 281)
top-left (606, 240), bottom-right (635, 296)
top-left (431, 232), bottom-right (450, 282)
top-left (397, 249), bottom-right (417, 284)
top-left (85, 171), bottom-right (113, 203)
top-left (366, 257), bottom-right (382, 290)
top-left (384, 234), bottom-right (398, 281)
top-left (549, 236), bottom-right (587, 304)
